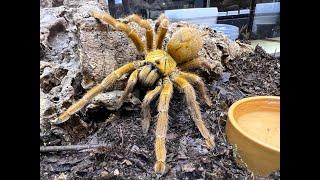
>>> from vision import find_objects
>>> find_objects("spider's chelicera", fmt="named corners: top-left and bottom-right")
top-left (54, 10), bottom-right (216, 174)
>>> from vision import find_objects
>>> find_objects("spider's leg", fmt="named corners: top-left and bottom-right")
top-left (141, 82), bottom-right (162, 135)
top-left (154, 77), bottom-right (173, 174)
top-left (115, 69), bottom-right (139, 109)
top-left (90, 11), bottom-right (145, 53)
top-left (56, 61), bottom-right (146, 124)
top-left (176, 71), bottom-right (212, 107)
top-left (155, 14), bottom-right (169, 49)
top-left (178, 57), bottom-right (216, 72)
top-left (171, 75), bottom-right (215, 148)
top-left (154, 13), bottom-right (165, 32)
top-left (127, 14), bottom-right (154, 52)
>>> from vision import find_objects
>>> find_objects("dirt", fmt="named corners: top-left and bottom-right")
top-left (40, 1), bottom-right (280, 179)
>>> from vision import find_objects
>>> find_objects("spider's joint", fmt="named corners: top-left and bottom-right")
top-left (180, 83), bottom-right (191, 90)
top-left (128, 29), bottom-right (134, 36)
top-left (113, 71), bottom-right (121, 79)
top-left (133, 60), bottom-right (145, 69)
top-left (158, 109), bottom-right (168, 113)
top-left (156, 136), bottom-right (166, 139)
top-left (160, 92), bottom-right (171, 96)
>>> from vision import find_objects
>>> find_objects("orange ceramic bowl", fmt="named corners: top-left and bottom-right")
top-left (226, 96), bottom-right (280, 176)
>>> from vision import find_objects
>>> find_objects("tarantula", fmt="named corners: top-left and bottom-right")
top-left (54, 10), bottom-right (216, 174)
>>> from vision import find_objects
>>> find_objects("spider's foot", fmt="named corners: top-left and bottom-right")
top-left (89, 10), bottom-right (99, 18)
top-left (205, 135), bottom-right (215, 149)
top-left (51, 113), bottom-right (70, 125)
top-left (205, 98), bottom-right (213, 107)
top-left (154, 161), bottom-right (166, 174)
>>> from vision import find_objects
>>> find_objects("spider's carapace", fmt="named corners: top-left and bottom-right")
top-left (146, 49), bottom-right (176, 76)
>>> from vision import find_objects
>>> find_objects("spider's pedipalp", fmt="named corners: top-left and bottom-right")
top-left (116, 69), bottom-right (139, 109)
top-left (171, 75), bottom-right (215, 148)
top-left (178, 57), bottom-right (216, 72)
top-left (154, 77), bottom-right (173, 174)
top-left (127, 14), bottom-right (154, 51)
top-left (138, 64), bottom-right (152, 84)
top-left (145, 68), bottom-right (160, 86)
top-left (55, 61), bottom-right (145, 124)
top-left (90, 10), bottom-right (145, 53)
top-left (155, 14), bottom-right (169, 49)
top-left (177, 71), bottom-right (212, 107)
top-left (141, 83), bottom-right (162, 135)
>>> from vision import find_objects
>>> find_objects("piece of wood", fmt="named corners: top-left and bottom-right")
top-left (40, 144), bottom-right (112, 152)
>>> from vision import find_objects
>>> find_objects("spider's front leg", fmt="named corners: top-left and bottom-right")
top-left (90, 11), bottom-right (145, 53)
top-left (155, 14), bottom-right (169, 49)
top-left (127, 14), bottom-right (154, 51)
top-left (154, 77), bottom-right (173, 174)
top-left (55, 61), bottom-right (145, 124)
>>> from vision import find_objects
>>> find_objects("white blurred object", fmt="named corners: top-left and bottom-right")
top-left (104, 0), bottom-right (122, 5)
top-left (239, 9), bottom-right (250, 14)
top-left (227, 10), bottom-right (238, 16)
top-left (252, 2), bottom-right (280, 33)
top-left (164, 8), bottom-right (218, 26)
top-left (218, 12), bottom-right (227, 17)
top-left (210, 24), bottom-right (239, 41)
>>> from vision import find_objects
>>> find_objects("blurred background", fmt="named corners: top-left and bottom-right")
top-left (104, 0), bottom-right (280, 57)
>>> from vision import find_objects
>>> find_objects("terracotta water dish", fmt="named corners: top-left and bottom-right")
top-left (226, 96), bottom-right (280, 176)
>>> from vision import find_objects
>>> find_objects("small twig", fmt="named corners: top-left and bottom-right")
top-left (40, 144), bottom-right (112, 153)
top-left (218, 118), bottom-right (227, 143)
top-left (119, 126), bottom-right (124, 147)
top-left (265, 37), bottom-right (280, 42)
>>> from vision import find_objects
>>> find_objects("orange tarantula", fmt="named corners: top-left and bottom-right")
top-left (54, 10), bottom-right (215, 174)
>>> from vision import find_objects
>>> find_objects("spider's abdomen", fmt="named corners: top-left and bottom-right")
top-left (145, 50), bottom-right (177, 76)
top-left (167, 27), bottom-right (203, 64)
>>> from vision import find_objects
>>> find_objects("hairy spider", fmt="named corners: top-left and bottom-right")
top-left (54, 11), bottom-right (216, 174)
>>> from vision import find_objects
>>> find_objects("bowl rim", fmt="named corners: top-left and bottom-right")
top-left (228, 96), bottom-right (280, 152)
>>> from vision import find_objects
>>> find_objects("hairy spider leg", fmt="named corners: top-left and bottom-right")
top-left (171, 75), bottom-right (215, 148)
top-left (141, 82), bottom-right (162, 134)
top-left (127, 14), bottom-right (154, 52)
top-left (90, 11), bottom-right (145, 53)
top-left (178, 57), bottom-right (216, 72)
top-left (154, 77), bottom-right (173, 174)
top-left (177, 71), bottom-right (212, 107)
top-left (115, 69), bottom-right (139, 109)
top-left (154, 13), bottom-right (166, 32)
top-left (56, 61), bottom-right (145, 124)
top-left (155, 14), bottom-right (169, 50)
